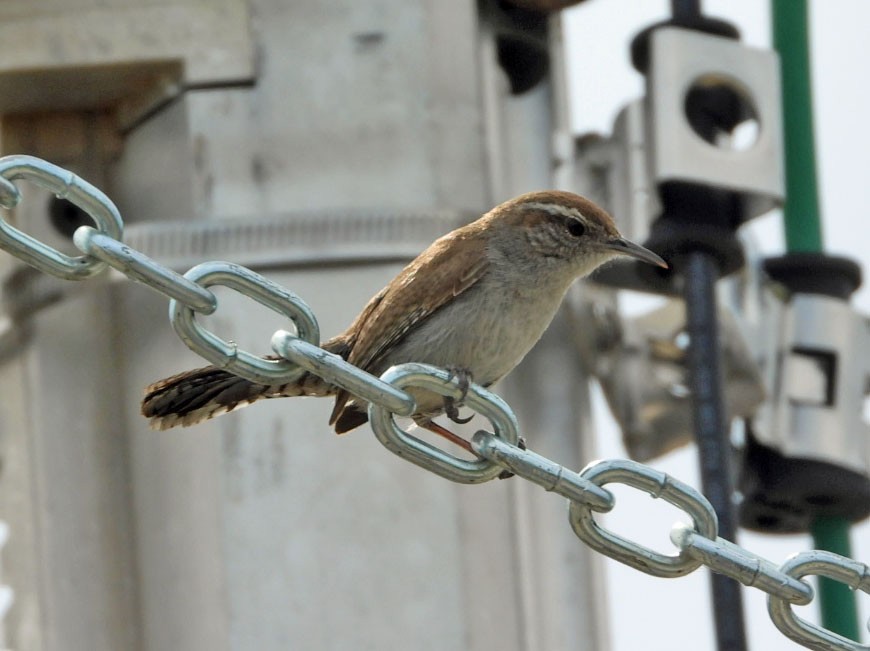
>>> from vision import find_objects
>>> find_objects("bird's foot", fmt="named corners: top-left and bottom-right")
top-left (443, 396), bottom-right (474, 424)
top-left (416, 418), bottom-right (476, 455)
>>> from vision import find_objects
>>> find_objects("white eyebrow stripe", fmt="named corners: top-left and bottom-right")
top-left (523, 202), bottom-right (586, 221)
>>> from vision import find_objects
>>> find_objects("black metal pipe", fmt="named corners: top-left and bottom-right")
top-left (671, 0), bottom-right (702, 22)
top-left (682, 251), bottom-right (748, 651)
top-left (631, 5), bottom-right (749, 648)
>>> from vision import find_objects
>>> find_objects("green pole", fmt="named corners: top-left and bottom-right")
top-left (810, 517), bottom-right (861, 639)
top-left (773, 0), bottom-right (824, 252)
top-left (772, 0), bottom-right (860, 641)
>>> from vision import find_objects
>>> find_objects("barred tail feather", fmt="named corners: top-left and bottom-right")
top-left (141, 364), bottom-right (335, 430)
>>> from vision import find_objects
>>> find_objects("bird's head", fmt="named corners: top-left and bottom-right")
top-left (486, 190), bottom-right (667, 278)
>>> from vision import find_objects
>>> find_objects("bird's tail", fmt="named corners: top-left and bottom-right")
top-left (142, 340), bottom-right (347, 430)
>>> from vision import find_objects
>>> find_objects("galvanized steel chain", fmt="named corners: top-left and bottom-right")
top-left (0, 155), bottom-right (867, 651)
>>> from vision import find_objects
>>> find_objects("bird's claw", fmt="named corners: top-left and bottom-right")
top-left (444, 366), bottom-right (474, 424)
top-left (444, 396), bottom-right (474, 424)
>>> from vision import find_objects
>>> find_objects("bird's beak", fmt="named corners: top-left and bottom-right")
top-left (605, 237), bottom-right (669, 269)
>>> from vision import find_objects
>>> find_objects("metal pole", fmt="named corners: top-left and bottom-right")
top-left (683, 251), bottom-right (748, 651)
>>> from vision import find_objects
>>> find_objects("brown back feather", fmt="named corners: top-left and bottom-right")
top-left (328, 222), bottom-right (489, 430)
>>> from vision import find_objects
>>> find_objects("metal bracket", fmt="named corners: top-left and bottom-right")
top-left (646, 27), bottom-right (784, 219)
top-left (753, 291), bottom-right (870, 475)
top-left (575, 28), bottom-right (785, 241)
top-left (570, 291), bottom-right (765, 462)
top-left (574, 99), bottom-right (660, 245)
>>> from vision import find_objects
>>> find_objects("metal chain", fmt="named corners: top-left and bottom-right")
top-left (0, 155), bottom-right (867, 651)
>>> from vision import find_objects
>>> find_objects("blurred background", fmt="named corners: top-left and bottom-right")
top-left (566, 2), bottom-right (869, 651)
top-left (0, 1), bottom-right (866, 650)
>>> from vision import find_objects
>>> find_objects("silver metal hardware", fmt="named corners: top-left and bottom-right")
top-left (646, 27), bottom-right (784, 219)
top-left (768, 551), bottom-right (870, 651)
top-left (569, 458), bottom-right (718, 577)
top-left (755, 293), bottom-right (870, 475)
top-left (671, 522), bottom-right (813, 604)
top-left (0, 155), bottom-right (123, 279)
top-left (73, 226), bottom-right (218, 314)
top-left (0, 155), bottom-right (865, 651)
top-left (578, 297), bottom-right (766, 462)
top-left (170, 261), bottom-right (320, 385)
top-left (368, 363), bottom-right (520, 484)
top-left (471, 430), bottom-right (614, 511)
top-left (271, 330), bottom-right (416, 418)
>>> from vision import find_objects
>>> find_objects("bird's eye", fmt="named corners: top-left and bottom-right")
top-left (567, 219), bottom-right (586, 237)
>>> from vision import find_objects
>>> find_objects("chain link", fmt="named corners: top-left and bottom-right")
top-left (471, 430), bottom-right (614, 511)
top-left (671, 523), bottom-right (814, 605)
top-left (73, 226), bottom-right (218, 313)
top-left (0, 156), bottom-right (866, 650)
top-left (170, 261), bottom-right (321, 385)
top-left (368, 363), bottom-right (520, 484)
top-left (570, 458), bottom-right (719, 577)
top-left (768, 551), bottom-right (870, 651)
top-left (0, 156), bottom-right (123, 279)
top-left (271, 329), bottom-right (417, 417)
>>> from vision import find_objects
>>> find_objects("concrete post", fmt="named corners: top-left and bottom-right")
top-left (0, 2), bottom-right (610, 649)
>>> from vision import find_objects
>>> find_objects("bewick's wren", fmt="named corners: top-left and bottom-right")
top-left (142, 191), bottom-right (666, 447)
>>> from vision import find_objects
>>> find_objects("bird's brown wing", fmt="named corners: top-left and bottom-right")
top-left (329, 225), bottom-right (489, 430)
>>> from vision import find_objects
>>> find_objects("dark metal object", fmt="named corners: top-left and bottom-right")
top-left (764, 253), bottom-right (862, 301)
top-left (500, 0), bottom-right (590, 11)
top-left (682, 251), bottom-right (748, 651)
top-left (622, 1), bottom-right (754, 644)
top-left (482, 0), bottom-right (550, 94)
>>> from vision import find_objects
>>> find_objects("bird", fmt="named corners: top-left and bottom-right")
top-left (142, 190), bottom-right (667, 450)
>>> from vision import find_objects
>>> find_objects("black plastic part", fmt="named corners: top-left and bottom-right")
top-left (649, 217), bottom-right (745, 275)
top-left (650, 181), bottom-right (748, 276)
top-left (498, 0), bottom-right (592, 13)
top-left (630, 16), bottom-right (739, 73)
top-left (764, 253), bottom-right (863, 300)
top-left (496, 34), bottom-right (550, 94)
top-left (486, 0), bottom-right (550, 94)
top-left (670, 0), bottom-right (702, 22)
top-left (591, 184), bottom-right (747, 294)
top-left (739, 429), bottom-right (870, 533)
